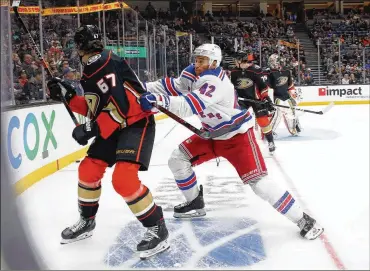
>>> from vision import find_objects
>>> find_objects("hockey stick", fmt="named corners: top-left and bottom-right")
top-left (238, 97), bottom-right (334, 115)
top-left (155, 105), bottom-right (249, 140)
top-left (156, 105), bottom-right (211, 139)
top-left (12, 0), bottom-right (79, 126)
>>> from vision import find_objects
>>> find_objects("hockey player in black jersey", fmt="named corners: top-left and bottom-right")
top-left (263, 54), bottom-right (302, 136)
top-left (47, 25), bottom-right (169, 259)
top-left (230, 51), bottom-right (276, 153)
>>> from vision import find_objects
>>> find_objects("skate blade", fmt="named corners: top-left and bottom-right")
top-left (304, 226), bottom-right (324, 240)
top-left (173, 209), bottom-right (206, 219)
top-left (60, 231), bottom-right (93, 245)
top-left (139, 239), bottom-right (170, 260)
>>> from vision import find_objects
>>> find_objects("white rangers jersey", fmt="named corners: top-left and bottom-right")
top-left (144, 64), bottom-right (254, 140)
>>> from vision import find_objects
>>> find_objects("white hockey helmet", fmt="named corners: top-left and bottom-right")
top-left (193, 43), bottom-right (222, 67)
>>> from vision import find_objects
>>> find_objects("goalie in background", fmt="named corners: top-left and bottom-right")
top-left (264, 54), bottom-right (302, 136)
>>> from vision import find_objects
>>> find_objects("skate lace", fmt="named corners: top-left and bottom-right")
top-left (177, 201), bottom-right (192, 208)
top-left (297, 217), bottom-right (306, 230)
top-left (71, 218), bottom-right (86, 233)
top-left (143, 226), bottom-right (159, 241)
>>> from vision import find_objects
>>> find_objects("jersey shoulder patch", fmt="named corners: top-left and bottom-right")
top-left (87, 54), bottom-right (102, 65)
top-left (83, 50), bottom-right (111, 78)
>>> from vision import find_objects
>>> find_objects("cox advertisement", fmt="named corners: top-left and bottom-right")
top-left (298, 84), bottom-right (370, 104)
top-left (1, 104), bottom-right (86, 184)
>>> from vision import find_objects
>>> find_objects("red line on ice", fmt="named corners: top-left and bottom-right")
top-left (271, 155), bottom-right (346, 270)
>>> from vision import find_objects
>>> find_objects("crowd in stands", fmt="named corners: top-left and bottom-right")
top-left (8, 2), bottom-right (203, 105)
top-left (308, 10), bottom-right (370, 84)
top-left (202, 17), bottom-right (306, 85)
top-left (4, 0), bottom-right (369, 106)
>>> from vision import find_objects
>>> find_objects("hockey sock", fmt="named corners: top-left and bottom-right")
top-left (78, 182), bottom-right (101, 219)
top-left (124, 185), bottom-right (163, 227)
top-left (257, 116), bottom-right (274, 142)
top-left (169, 148), bottom-right (199, 202)
top-left (249, 176), bottom-right (303, 223)
top-left (112, 162), bottom-right (163, 227)
top-left (78, 157), bottom-right (108, 219)
top-left (175, 171), bottom-right (199, 202)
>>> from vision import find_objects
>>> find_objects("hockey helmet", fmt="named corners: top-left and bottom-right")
top-left (193, 44), bottom-right (222, 67)
top-left (234, 50), bottom-right (254, 63)
top-left (74, 25), bottom-right (103, 53)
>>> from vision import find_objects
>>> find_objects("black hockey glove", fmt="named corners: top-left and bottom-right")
top-left (47, 78), bottom-right (76, 103)
top-left (72, 121), bottom-right (99, 146)
top-left (263, 96), bottom-right (275, 112)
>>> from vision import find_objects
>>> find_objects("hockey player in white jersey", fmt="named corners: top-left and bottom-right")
top-left (140, 44), bottom-right (323, 240)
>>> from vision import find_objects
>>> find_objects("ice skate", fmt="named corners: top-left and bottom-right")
top-left (61, 216), bottom-right (96, 244)
top-left (268, 141), bottom-right (276, 154)
top-left (297, 213), bottom-right (324, 240)
top-left (295, 120), bottom-right (302, 133)
top-left (173, 185), bottom-right (206, 218)
top-left (137, 219), bottom-right (170, 259)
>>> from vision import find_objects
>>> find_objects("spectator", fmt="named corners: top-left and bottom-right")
top-left (18, 69), bottom-right (28, 88)
top-left (63, 67), bottom-right (76, 81)
top-left (303, 68), bottom-right (314, 85)
top-left (349, 73), bottom-right (358, 84)
top-left (23, 70), bottom-right (44, 101)
top-left (342, 73), bottom-right (350, 84)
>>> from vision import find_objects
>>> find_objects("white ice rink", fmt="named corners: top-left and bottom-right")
top-left (17, 104), bottom-right (369, 270)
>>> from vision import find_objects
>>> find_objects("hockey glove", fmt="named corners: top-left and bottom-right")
top-left (47, 78), bottom-right (76, 103)
top-left (72, 121), bottom-right (99, 146)
top-left (139, 92), bottom-right (170, 112)
top-left (263, 96), bottom-right (275, 112)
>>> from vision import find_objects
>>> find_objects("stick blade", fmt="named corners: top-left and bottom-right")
top-left (12, 0), bottom-right (21, 7)
top-left (321, 102), bottom-right (335, 114)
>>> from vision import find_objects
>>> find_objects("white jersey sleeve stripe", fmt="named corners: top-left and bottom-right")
top-left (189, 92), bottom-right (206, 109)
top-left (184, 93), bottom-right (206, 114)
top-left (166, 77), bottom-right (182, 96)
top-left (182, 71), bottom-right (196, 82)
top-left (183, 96), bottom-right (197, 114)
top-left (161, 78), bottom-right (181, 96)
top-left (169, 78), bottom-right (182, 95)
top-left (160, 79), bottom-right (173, 95)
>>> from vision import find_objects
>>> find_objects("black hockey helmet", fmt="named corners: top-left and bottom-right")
top-left (233, 50), bottom-right (254, 63)
top-left (74, 25), bottom-right (103, 53)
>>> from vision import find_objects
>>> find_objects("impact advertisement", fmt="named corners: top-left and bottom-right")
top-left (298, 84), bottom-right (370, 104)
top-left (1, 104), bottom-right (86, 184)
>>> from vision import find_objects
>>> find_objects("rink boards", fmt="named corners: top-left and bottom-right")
top-left (2, 84), bottom-right (368, 193)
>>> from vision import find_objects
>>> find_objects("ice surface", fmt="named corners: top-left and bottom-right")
top-left (17, 105), bottom-right (369, 270)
